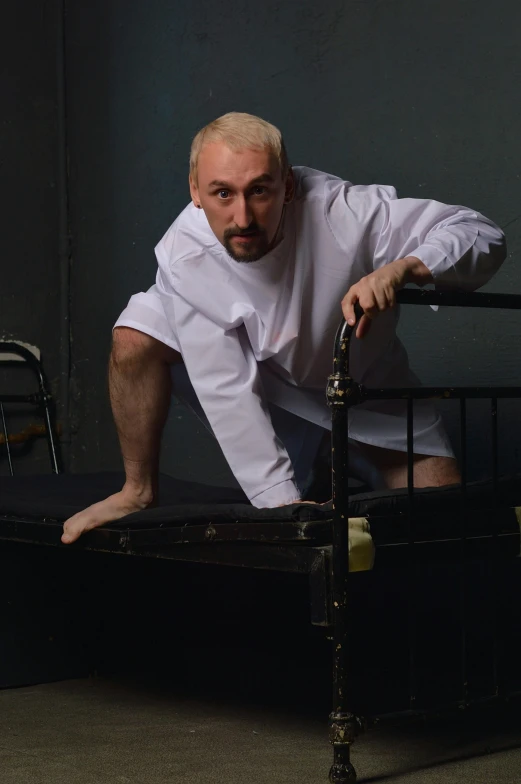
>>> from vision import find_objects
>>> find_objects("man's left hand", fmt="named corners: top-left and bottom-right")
top-left (341, 256), bottom-right (433, 339)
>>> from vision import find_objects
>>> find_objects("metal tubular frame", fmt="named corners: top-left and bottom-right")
top-left (0, 342), bottom-right (62, 474)
top-left (0, 403), bottom-right (14, 475)
top-left (325, 289), bottom-right (521, 782)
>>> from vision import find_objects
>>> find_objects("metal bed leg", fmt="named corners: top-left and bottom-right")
top-left (327, 316), bottom-right (364, 782)
top-left (491, 397), bottom-right (498, 497)
top-left (328, 406), bottom-right (359, 782)
top-left (490, 397), bottom-right (501, 696)
top-left (406, 397), bottom-right (418, 710)
top-left (459, 398), bottom-right (469, 705)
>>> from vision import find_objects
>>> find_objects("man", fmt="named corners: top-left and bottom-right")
top-left (62, 112), bottom-right (506, 544)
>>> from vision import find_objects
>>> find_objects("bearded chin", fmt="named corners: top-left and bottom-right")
top-left (224, 234), bottom-right (270, 263)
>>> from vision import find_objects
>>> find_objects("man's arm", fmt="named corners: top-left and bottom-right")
top-left (342, 194), bottom-right (506, 336)
top-left (61, 327), bottom-right (179, 544)
top-left (155, 270), bottom-right (301, 508)
top-left (378, 197), bottom-right (506, 290)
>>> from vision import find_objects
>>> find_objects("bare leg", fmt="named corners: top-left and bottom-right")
top-left (356, 442), bottom-right (461, 489)
top-left (61, 327), bottom-right (181, 544)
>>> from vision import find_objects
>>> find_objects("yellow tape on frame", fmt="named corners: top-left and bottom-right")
top-left (349, 516), bottom-right (375, 572)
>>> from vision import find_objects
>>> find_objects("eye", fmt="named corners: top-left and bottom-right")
top-left (252, 186), bottom-right (267, 196)
top-left (217, 189), bottom-right (230, 199)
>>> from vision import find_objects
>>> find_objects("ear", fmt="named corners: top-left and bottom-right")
top-left (284, 167), bottom-right (295, 204)
top-left (189, 174), bottom-right (201, 208)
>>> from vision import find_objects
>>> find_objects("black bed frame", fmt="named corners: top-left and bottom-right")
top-left (1, 288), bottom-right (521, 783)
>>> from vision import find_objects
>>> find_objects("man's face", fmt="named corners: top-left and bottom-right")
top-left (190, 142), bottom-right (293, 263)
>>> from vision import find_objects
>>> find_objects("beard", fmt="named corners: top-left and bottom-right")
top-left (223, 223), bottom-right (270, 263)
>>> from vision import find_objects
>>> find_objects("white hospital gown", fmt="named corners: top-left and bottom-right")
top-left (115, 167), bottom-right (506, 507)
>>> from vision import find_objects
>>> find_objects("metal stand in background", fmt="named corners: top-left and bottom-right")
top-left (0, 342), bottom-right (62, 474)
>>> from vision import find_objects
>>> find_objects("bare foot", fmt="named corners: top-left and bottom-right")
top-left (61, 486), bottom-right (153, 544)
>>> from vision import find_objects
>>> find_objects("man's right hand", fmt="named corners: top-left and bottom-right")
top-left (61, 484), bottom-right (154, 544)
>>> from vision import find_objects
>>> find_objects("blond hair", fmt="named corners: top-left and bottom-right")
top-left (189, 112), bottom-right (289, 183)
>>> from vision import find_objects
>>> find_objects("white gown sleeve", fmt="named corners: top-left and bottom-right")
top-left (372, 192), bottom-right (506, 290)
top-left (154, 268), bottom-right (301, 508)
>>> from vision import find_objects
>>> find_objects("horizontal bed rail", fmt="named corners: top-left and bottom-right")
top-left (332, 289), bottom-right (521, 381)
top-left (396, 289), bottom-right (521, 310)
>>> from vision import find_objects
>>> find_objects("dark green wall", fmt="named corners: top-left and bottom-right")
top-left (65, 1), bottom-right (521, 483)
top-left (0, 2), bottom-right (63, 473)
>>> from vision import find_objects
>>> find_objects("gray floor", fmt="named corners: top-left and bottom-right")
top-left (1, 678), bottom-right (521, 783)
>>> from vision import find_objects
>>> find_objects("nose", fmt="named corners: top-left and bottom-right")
top-left (233, 196), bottom-right (253, 230)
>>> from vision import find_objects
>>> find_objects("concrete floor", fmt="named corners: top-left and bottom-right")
top-left (1, 678), bottom-right (521, 783)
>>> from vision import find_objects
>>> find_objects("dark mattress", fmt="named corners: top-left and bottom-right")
top-left (0, 473), bottom-right (520, 554)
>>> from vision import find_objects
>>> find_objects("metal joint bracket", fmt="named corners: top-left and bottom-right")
top-left (328, 712), bottom-right (363, 745)
top-left (326, 374), bottom-right (362, 408)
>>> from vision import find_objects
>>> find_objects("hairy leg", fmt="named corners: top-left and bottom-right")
top-left (62, 327), bottom-right (181, 544)
top-left (356, 442), bottom-right (461, 489)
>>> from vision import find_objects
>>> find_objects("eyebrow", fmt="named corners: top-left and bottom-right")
top-left (208, 173), bottom-right (275, 189)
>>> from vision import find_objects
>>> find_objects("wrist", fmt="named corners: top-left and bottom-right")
top-left (398, 256), bottom-right (434, 287)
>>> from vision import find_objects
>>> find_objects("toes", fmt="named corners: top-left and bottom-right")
top-left (61, 521), bottom-right (80, 545)
top-left (61, 501), bottom-right (113, 545)
top-left (61, 512), bottom-right (86, 545)
top-left (60, 493), bottom-right (142, 545)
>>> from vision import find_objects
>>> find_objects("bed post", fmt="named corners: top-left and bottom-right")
top-left (326, 317), bottom-right (363, 783)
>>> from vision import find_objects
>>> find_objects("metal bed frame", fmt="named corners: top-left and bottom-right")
top-left (1, 290), bottom-right (521, 782)
top-left (327, 288), bottom-right (521, 781)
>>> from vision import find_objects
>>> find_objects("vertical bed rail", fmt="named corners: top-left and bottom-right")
top-left (326, 309), bottom-right (363, 783)
top-left (406, 396), bottom-right (417, 711)
top-left (326, 288), bottom-right (521, 782)
top-left (459, 396), bottom-right (469, 705)
top-left (490, 396), bottom-right (501, 698)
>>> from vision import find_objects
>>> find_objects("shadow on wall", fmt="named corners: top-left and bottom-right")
top-left (160, 399), bottom-right (240, 488)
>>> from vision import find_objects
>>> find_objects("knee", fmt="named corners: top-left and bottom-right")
top-left (111, 327), bottom-right (181, 366)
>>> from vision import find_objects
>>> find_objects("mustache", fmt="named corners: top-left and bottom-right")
top-left (224, 224), bottom-right (264, 239)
